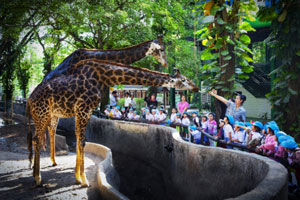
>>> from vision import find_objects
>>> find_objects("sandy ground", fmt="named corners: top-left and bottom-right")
top-left (0, 113), bottom-right (102, 200)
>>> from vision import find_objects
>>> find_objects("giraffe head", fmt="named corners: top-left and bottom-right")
top-left (164, 69), bottom-right (200, 92)
top-left (146, 35), bottom-right (168, 68)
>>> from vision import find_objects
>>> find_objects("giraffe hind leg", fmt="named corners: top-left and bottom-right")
top-left (48, 117), bottom-right (59, 166)
top-left (75, 113), bottom-right (91, 187)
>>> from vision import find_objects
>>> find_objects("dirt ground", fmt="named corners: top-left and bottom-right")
top-left (0, 113), bottom-right (102, 200)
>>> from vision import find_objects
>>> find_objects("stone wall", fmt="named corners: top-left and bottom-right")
top-left (58, 117), bottom-right (288, 200)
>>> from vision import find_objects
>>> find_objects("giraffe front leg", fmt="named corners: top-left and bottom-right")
top-left (48, 117), bottom-right (58, 166)
top-left (33, 135), bottom-right (42, 186)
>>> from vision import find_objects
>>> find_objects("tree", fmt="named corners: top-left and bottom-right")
top-left (195, 0), bottom-right (257, 120)
top-left (258, 0), bottom-right (300, 138)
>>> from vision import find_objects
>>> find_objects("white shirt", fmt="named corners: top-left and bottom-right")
top-left (233, 130), bottom-right (244, 143)
top-left (133, 115), bottom-right (140, 120)
top-left (250, 131), bottom-right (262, 140)
top-left (201, 121), bottom-right (208, 130)
top-left (146, 114), bottom-right (154, 121)
top-left (223, 124), bottom-right (234, 138)
top-left (104, 110), bottom-right (110, 116)
top-left (181, 117), bottom-right (190, 126)
top-left (130, 99), bottom-right (136, 108)
top-left (110, 95), bottom-right (117, 106)
top-left (170, 113), bottom-right (176, 122)
top-left (127, 112), bottom-right (134, 120)
top-left (157, 113), bottom-right (166, 121)
top-left (114, 111), bottom-right (122, 118)
top-left (191, 130), bottom-right (201, 140)
top-left (175, 118), bottom-right (181, 124)
top-left (124, 97), bottom-right (131, 107)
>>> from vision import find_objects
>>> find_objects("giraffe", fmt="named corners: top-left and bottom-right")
top-left (27, 59), bottom-right (199, 187)
top-left (40, 36), bottom-right (168, 158)
top-left (44, 35), bottom-right (168, 81)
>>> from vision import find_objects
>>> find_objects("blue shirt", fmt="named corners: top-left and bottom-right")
top-left (226, 101), bottom-right (246, 123)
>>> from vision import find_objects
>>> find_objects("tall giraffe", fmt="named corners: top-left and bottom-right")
top-left (27, 59), bottom-right (199, 187)
top-left (40, 36), bottom-right (168, 163)
top-left (44, 35), bottom-right (168, 81)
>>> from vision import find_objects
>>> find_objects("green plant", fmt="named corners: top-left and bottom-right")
top-left (258, 0), bottom-right (300, 137)
top-left (194, 0), bottom-right (257, 120)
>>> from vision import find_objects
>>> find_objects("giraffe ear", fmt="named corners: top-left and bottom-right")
top-left (173, 68), bottom-right (180, 77)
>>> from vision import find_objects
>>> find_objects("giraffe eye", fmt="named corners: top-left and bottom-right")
top-left (182, 79), bottom-right (185, 82)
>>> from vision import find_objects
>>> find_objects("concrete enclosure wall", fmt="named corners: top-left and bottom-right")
top-left (58, 117), bottom-right (287, 200)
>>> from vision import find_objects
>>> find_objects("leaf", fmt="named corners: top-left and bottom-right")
top-left (288, 88), bottom-right (298, 95)
top-left (239, 34), bottom-right (251, 45)
top-left (217, 17), bottom-right (226, 25)
top-left (201, 50), bottom-right (213, 60)
top-left (296, 50), bottom-right (300, 57)
top-left (223, 55), bottom-right (232, 60)
top-left (201, 15), bottom-right (214, 24)
top-left (221, 50), bottom-right (229, 56)
top-left (283, 93), bottom-right (291, 103)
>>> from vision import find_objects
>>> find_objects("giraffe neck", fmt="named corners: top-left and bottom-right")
top-left (76, 59), bottom-right (170, 87)
top-left (44, 40), bottom-right (153, 81)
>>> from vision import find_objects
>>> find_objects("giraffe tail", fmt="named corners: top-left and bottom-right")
top-left (26, 100), bottom-right (33, 168)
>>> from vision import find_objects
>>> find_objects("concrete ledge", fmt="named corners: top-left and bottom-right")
top-left (85, 142), bottom-right (128, 200)
top-left (59, 118), bottom-right (288, 200)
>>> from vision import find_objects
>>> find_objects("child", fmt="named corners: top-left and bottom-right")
top-left (217, 119), bottom-right (225, 148)
top-left (145, 109), bottom-right (153, 122)
top-left (133, 111), bottom-right (140, 121)
top-left (191, 111), bottom-right (201, 127)
top-left (232, 121), bottom-right (245, 144)
top-left (114, 106), bottom-right (122, 119)
top-left (237, 121), bottom-right (263, 149)
top-left (157, 108), bottom-right (167, 125)
top-left (121, 107), bottom-right (127, 119)
top-left (169, 108), bottom-right (177, 128)
top-left (151, 109), bottom-right (159, 123)
top-left (207, 112), bottom-right (217, 147)
top-left (181, 112), bottom-right (190, 140)
top-left (104, 106), bottom-right (111, 116)
top-left (257, 123), bottom-right (278, 156)
top-left (174, 113), bottom-right (182, 134)
top-left (223, 114), bottom-right (234, 148)
top-left (201, 115), bottom-right (209, 145)
top-left (127, 108), bottom-right (134, 120)
top-left (141, 107), bottom-right (146, 120)
top-left (189, 126), bottom-right (201, 144)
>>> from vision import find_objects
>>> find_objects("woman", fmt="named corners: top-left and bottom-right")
top-left (177, 95), bottom-right (189, 116)
top-left (209, 89), bottom-right (246, 123)
top-left (146, 94), bottom-right (158, 112)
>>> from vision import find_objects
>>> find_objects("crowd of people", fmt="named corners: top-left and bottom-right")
top-left (104, 90), bottom-right (300, 194)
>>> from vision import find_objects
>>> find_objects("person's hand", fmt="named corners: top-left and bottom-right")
top-left (227, 140), bottom-right (230, 144)
top-left (209, 89), bottom-right (217, 96)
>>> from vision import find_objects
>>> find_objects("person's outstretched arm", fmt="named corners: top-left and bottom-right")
top-left (209, 89), bottom-right (228, 105)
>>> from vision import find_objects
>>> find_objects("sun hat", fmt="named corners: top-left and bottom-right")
top-left (225, 114), bottom-right (235, 125)
top-left (253, 121), bottom-right (263, 130)
top-left (235, 121), bottom-right (245, 130)
top-left (115, 106), bottom-right (120, 110)
top-left (278, 135), bottom-right (295, 143)
top-left (176, 113), bottom-right (181, 116)
top-left (281, 140), bottom-right (298, 149)
top-left (189, 126), bottom-right (197, 131)
top-left (121, 107), bottom-right (125, 111)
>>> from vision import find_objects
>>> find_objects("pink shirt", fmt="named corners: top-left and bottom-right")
top-left (259, 134), bottom-right (277, 150)
top-left (177, 101), bottom-right (189, 113)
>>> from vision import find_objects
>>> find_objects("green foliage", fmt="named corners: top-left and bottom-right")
top-left (259, 1), bottom-right (300, 136)
top-left (195, 0), bottom-right (257, 97)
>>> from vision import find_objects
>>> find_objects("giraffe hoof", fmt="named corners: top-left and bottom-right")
top-left (52, 162), bottom-right (57, 167)
top-left (34, 176), bottom-right (42, 187)
top-left (81, 182), bottom-right (89, 187)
